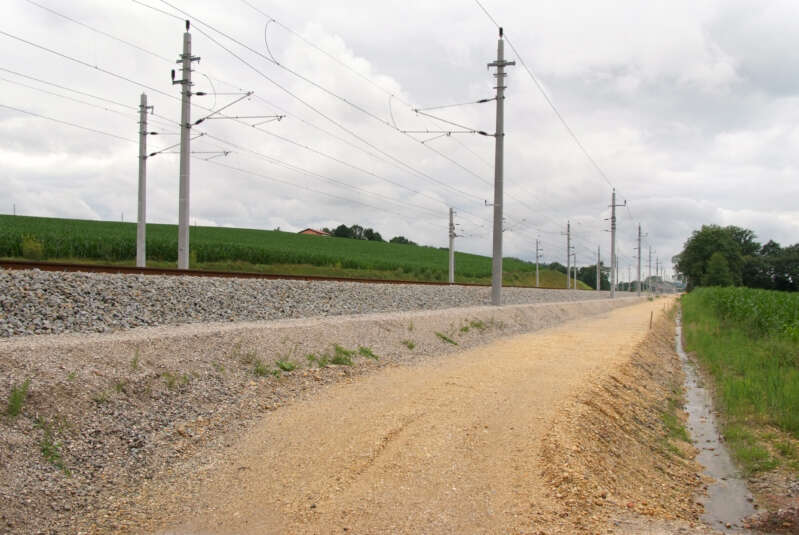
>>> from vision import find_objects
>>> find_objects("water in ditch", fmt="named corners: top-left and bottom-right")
top-left (675, 312), bottom-right (757, 533)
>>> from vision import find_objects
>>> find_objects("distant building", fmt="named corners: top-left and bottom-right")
top-left (297, 228), bottom-right (330, 237)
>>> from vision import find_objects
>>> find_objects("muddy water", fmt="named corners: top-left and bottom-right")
top-left (675, 313), bottom-right (756, 532)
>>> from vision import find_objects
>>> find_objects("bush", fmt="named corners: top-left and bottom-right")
top-left (21, 235), bottom-right (44, 260)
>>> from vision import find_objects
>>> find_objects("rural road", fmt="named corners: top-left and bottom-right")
top-left (152, 298), bottom-right (672, 534)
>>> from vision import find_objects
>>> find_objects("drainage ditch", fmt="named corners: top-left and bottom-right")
top-left (675, 311), bottom-right (756, 532)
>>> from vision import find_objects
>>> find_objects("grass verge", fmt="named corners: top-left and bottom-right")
top-left (682, 288), bottom-right (799, 476)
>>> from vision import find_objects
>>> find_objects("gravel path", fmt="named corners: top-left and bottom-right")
top-left (0, 269), bottom-right (611, 337)
top-left (139, 299), bottom-right (702, 534)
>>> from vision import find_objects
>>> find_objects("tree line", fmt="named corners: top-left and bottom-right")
top-left (674, 224), bottom-right (799, 291)
top-left (322, 224), bottom-right (417, 246)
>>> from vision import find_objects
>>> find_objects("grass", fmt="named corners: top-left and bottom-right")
top-left (330, 344), bottom-right (355, 366)
top-left (275, 359), bottom-right (297, 372)
top-left (6, 379), bottom-right (31, 418)
top-left (401, 339), bottom-right (415, 350)
top-left (253, 359), bottom-right (279, 377)
top-left (161, 371), bottom-right (190, 390)
top-left (659, 391), bottom-right (691, 457)
top-left (435, 332), bottom-right (458, 345)
top-left (358, 346), bottom-right (379, 360)
top-left (35, 418), bottom-right (70, 475)
top-left (469, 319), bottom-right (487, 331)
top-left (682, 287), bottom-right (799, 475)
top-left (0, 214), bottom-right (592, 287)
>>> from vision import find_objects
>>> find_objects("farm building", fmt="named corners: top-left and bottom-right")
top-left (297, 228), bottom-right (330, 236)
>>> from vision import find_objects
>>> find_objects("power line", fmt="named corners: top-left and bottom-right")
top-left (154, 2), bottom-right (489, 206)
top-left (473, 0), bottom-right (615, 190)
top-left (200, 157), bottom-right (448, 227)
top-left (200, 133), bottom-right (446, 219)
top-left (0, 29), bottom-right (178, 102)
top-left (23, 0), bottom-right (174, 64)
top-left (0, 103), bottom-right (135, 143)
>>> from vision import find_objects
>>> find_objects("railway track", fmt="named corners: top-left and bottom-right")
top-left (0, 259), bottom-right (572, 289)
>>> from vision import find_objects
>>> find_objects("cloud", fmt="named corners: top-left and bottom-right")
top-left (1, 0), bottom-right (798, 281)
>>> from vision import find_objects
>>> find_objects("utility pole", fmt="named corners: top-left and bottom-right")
top-left (636, 225), bottom-right (644, 296)
top-left (572, 250), bottom-right (577, 289)
top-left (488, 28), bottom-right (515, 306)
top-left (562, 221), bottom-right (571, 289)
top-left (535, 238), bottom-right (541, 288)
top-left (173, 20), bottom-right (200, 270)
top-left (628, 265), bottom-right (631, 291)
top-left (609, 189), bottom-right (626, 299)
top-left (448, 207), bottom-right (455, 284)
top-left (137, 93), bottom-right (152, 268)
top-left (648, 245), bottom-right (652, 294)
top-left (655, 257), bottom-right (660, 294)
top-left (596, 246), bottom-right (600, 291)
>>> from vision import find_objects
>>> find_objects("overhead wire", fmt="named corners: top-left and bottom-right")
top-left (0, 103), bottom-right (136, 143)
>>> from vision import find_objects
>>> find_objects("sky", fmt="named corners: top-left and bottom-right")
top-left (3, 0), bottom-right (799, 280)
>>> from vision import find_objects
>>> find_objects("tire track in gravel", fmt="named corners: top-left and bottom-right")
top-left (147, 299), bottom-right (672, 535)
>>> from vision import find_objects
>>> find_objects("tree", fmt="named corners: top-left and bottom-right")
top-left (333, 224), bottom-right (352, 238)
top-left (546, 262), bottom-right (567, 274)
top-left (363, 228), bottom-right (384, 242)
top-left (577, 263), bottom-right (610, 290)
top-left (701, 252), bottom-right (733, 287)
top-left (675, 225), bottom-right (747, 290)
top-left (350, 224), bottom-right (365, 240)
top-left (390, 236), bottom-right (417, 246)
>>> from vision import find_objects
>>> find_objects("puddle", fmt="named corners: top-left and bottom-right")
top-left (675, 312), bottom-right (756, 532)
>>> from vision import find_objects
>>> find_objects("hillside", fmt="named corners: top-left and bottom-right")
top-left (0, 215), bottom-right (591, 288)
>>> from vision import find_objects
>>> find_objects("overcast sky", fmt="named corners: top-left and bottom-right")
top-left (3, 0), bottom-right (799, 279)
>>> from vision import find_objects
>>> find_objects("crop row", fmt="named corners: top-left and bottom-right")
top-left (0, 215), bottom-right (538, 280)
top-left (690, 286), bottom-right (799, 338)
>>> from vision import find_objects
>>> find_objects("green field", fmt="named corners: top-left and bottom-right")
top-left (0, 215), bottom-right (589, 288)
top-left (682, 287), bottom-right (799, 475)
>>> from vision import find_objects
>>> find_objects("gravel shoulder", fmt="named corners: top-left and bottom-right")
top-left (133, 296), bottom-right (704, 534)
top-left (0, 269), bottom-right (611, 337)
top-left (0, 290), bottom-right (640, 534)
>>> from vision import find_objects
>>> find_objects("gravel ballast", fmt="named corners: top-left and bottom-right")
top-left (0, 269), bottom-right (613, 337)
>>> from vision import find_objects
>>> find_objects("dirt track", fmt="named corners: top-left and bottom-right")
top-left (139, 298), bottom-right (682, 534)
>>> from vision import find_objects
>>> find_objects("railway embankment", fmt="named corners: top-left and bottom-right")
top-left (0, 292), bottom-right (640, 534)
top-left (0, 268), bottom-right (612, 337)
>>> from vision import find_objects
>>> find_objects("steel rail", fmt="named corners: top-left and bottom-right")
top-left (0, 259), bottom-right (583, 290)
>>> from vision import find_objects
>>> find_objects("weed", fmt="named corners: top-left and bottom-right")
top-left (469, 319), bottom-right (487, 331)
top-left (212, 361), bottom-right (225, 373)
top-left (92, 390), bottom-right (109, 404)
top-left (723, 425), bottom-right (779, 475)
top-left (408, 320), bottom-right (414, 331)
top-left (35, 419), bottom-right (69, 475)
top-left (776, 440), bottom-right (797, 459)
top-left (306, 353), bottom-right (329, 368)
top-left (459, 325), bottom-right (469, 333)
top-left (131, 349), bottom-right (140, 370)
top-left (161, 372), bottom-right (177, 390)
top-left (331, 344), bottom-right (354, 366)
top-left (435, 332), bottom-right (458, 345)
top-left (21, 235), bottom-right (44, 260)
top-left (67, 371), bottom-right (76, 381)
top-left (358, 346), bottom-right (379, 360)
top-left (401, 339), bottom-right (416, 350)
top-left (253, 359), bottom-right (271, 377)
top-left (6, 379), bottom-right (30, 417)
top-left (661, 397), bottom-right (690, 443)
top-left (114, 380), bottom-right (127, 394)
top-left (275, 359), bottom-right (297, 372)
